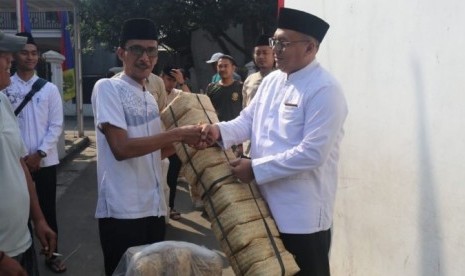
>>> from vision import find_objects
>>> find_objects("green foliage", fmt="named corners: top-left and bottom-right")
top-left (78, 0), bottom-right (277, 55)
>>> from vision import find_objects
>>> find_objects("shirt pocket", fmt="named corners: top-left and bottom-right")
top-left (281, 104), bottom-right (300, 120)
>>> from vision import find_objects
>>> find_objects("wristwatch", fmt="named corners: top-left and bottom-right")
top-left (37, 150), bottom-right (47, 158)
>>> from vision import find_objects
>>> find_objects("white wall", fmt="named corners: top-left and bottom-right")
top-left (286, 0), bottom-right (465, 275)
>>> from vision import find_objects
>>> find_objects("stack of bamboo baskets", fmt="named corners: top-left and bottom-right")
top-left (160, 92), bottom-right (300, 276)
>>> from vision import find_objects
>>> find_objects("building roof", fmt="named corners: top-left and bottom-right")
top-left (2, 0), bottom-right (78, 12)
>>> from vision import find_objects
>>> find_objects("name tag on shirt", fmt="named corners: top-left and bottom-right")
top-left (284, 102), bottom-right (298, 107)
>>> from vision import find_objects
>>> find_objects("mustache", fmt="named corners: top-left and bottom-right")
top-left (135, 62), bottom-right (151, 70)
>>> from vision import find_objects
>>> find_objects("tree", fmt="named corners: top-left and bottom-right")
top-left (78, 0), bottom-right (277, 62)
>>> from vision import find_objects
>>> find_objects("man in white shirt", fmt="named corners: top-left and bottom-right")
top-left (91, 19), bottom-right (201, 275)
top-left (197, 8), bottom-right (348, 276)
top-left (0, 30), bottom-right (57, 276)
top-left (4, 31), bottom-right (65, 273)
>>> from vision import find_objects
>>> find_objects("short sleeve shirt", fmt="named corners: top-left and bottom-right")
top-left (0, 92), bottom-right (31, 256)
top-left (91, 74), bottom-right (167, 219)
top-left (206, 80), bottom-right (243, 122)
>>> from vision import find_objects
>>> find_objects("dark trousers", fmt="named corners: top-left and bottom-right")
top-left (32, 165), bottom-right (58, 247)
top-left (280, 229), bottom-right (332, 276)
top-left (167, 154), bottom-right (182, 209)
top-left (98, 216), bottom-right (166, 276)
top-left (12, 243), bottom-right (39, 276)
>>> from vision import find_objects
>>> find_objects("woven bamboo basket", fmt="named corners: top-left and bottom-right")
top-left (160, 92), bottom-right (218, 130)
top-left (245, 251), bottom-right (300, 276)
top-left (164, 108), bottom-right (219, 131)
top-left (174, 141), bottom-right (198, 164)
top-left (219, 217), bottom-right (279, 254)
top-left (210, 199), bottom-right (269, 238)
top-left (197, 163), bottom-right (238, 200)
top-left (235, 237), bottom-right (287, 274)
top-left (183, 147), bottom-right (235, 188)
top-left (188, 181), bottom-right (203, 207)
top-left (219, 237), bottom-right (296, 276)
top-left (203, 181), bottom-right (261, 219)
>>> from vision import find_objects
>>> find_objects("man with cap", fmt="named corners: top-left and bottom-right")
top-left (0, 30), bottom-right (57, 275)
top-left (197, 8), bottom-right (348, 275)
top-left (242, 34), bottom-right (274, 108)
top-left (241, 34), bottom-right (275, 157)
top-left (206, 52), bottom-right (241, 83)
top-left (91, 18), bottom-right (202, 275)
top-left (4, 31), bottom-right (65, 273)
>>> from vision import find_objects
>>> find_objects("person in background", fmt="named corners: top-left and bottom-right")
top-left (197, 8), bottom-right (348, 276)
top-left (0, 30), bottom-right (57, 276)
top-left (241, 34), bottom-right (275, 157)
top-left (206, 52), bottom-right (241, 83)
top-left (206, 55), bottom-right (243, 123)
top-left (160, 65), bottom-right (190, 220)
top-left (206, 55), bottom-right (243, 156)
top-left (4, 31), bottom-right (65, 273)
top-left (91, 18), bottom-right (201, 275)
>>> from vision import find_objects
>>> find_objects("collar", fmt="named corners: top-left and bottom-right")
top-left (286, 59), bottom-right (319, 82)
top-left (12, 73), bottom-right (38, 86)
top-left (119, 72), bottom-right (146, 91)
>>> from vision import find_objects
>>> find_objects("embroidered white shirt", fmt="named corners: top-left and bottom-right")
top-left (92, 73), bottom-right (167, 219)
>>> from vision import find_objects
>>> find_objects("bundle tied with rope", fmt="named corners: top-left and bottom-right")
top-left (160, 92), bottom-right (300, 276)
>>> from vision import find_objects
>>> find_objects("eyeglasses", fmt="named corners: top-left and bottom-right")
top-left (268, 38), bottom-right (311, 51)
top-left (124, 45), bottom-right (158, 57)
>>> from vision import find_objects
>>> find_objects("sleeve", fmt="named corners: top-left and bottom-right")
top-left (156, 77), bottom-right (167, 111)
top-left (38, 83), bottom-right (64, 154)
top-left (252, 84), bottom-right (348, 185)
top-left (92, 79), bottom-right (127, 132)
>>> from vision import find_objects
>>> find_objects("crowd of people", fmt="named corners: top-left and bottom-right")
top-left (1, 7), bottom-right (347, 276)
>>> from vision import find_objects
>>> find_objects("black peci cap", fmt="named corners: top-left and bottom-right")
top-left (255, 34), bottom-right (270, 47)
top-left (119, 18), bottom-right (158, 47)
top-left (277, 8), bottom-right (329, 43)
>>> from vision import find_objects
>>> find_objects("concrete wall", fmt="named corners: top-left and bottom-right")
top-left (285, 0), bottom-right (465, 275)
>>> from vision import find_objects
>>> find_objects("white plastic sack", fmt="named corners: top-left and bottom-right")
top-left (113, 241), bottom-right (222, 276)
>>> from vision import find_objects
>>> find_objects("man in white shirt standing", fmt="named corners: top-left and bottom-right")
top-left (91, 19), bottom-right (201, 275)
top-left (197, 8), bottom-right (348, 276)
top-left (5, 31), bottom-right (65, 273)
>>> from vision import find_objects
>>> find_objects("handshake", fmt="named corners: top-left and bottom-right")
top-left (177, 123), bottom-right (221, 150)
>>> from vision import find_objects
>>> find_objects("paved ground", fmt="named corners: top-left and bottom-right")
top-left (36, 116), bottom-right (234, 275)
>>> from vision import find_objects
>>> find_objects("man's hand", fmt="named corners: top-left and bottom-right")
top-left (230, 158), bottom-right (255, 183)
top-left (34, 219), bottom-right (57, 259)
top-left (171, 69), bottom-right (185, 84)
top-left (196, 124), bottom-right (221, 149)
top-left (0, 254), bottom-right (27, 276)
top-left (178, 125), bottom-right (202, 146)
top-left (23, 153), bottom-right (42, 172)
